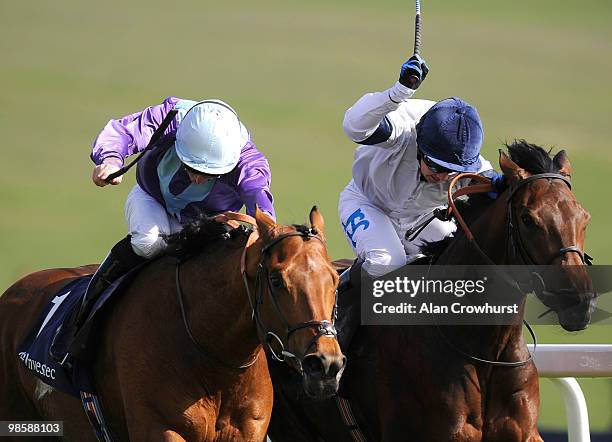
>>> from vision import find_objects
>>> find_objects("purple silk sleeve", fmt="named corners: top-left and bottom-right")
top-left (91, 97), bottom-right (181, 166)
top-left (237, 143), bottom-right (275, 219)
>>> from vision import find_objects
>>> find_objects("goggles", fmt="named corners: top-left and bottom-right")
top-left (419, 152), bottom-right (455, 174)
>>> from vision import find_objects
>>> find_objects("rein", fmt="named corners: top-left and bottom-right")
top-left (505, 173), bottom-right (592, 266)
top-left (441, 172), bottom-right (592, 367)
top-left (441, 174), bottom-right (535, 367)
top-left (174, 212), bottom-right (262, 370)
top-left (439, 172), bottom-right (586, 367)
top-left (175, 261), bottom-right (260, 370)
top-left (447, 172), bottom-right (591, 266)
top-left (174, 212), bottom-right (338, 373)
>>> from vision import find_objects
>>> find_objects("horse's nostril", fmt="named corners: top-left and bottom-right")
top-left (302, 355), bottom-right (325, 376)
top-left (327, 355), bottom-right (347, 378)
top-left (303, 354), bottom-right (346, 378)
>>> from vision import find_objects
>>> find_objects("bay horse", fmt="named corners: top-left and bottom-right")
top-left (267, 141), bottom-right (594, 441)
top-left (0, 207), bottom-right (345, 441)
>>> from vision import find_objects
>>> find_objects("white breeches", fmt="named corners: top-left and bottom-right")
top-left (125, 184), bottom-right (182, 259)
top-left (338, 181), bottom-right (456, 277)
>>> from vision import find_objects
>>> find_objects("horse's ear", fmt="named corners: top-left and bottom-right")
top-left (553, 150), bottom-right (572, 178)
top-left (255, 207), bottom-right (276, 242)
top-left (309, 206), bottom-right (326, 241)
top-left (499, 150), bottom-right (529, 182)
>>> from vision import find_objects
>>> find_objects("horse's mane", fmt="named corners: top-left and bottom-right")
top-left (421, 139), bottom-right (562, 260)
top-left (163, 214), bottom-right (239, 258)
top-left (163, 214), bottom-right (314, 258)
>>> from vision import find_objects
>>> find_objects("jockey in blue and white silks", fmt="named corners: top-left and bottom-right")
top-left (338, 54), bottom-right (495, 278)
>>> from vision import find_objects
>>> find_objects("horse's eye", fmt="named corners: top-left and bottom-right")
top-left (521, 213), bottom-right (536, 229)
top-left (269, 274), bottom-right (284, 289)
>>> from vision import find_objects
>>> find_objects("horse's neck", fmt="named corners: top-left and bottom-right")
top-left (443, 197), bottom-right (509, 264)
top-left (179, 246), bottom-right (260, 367)
top-left (439, 198), bottom-right (527, 356)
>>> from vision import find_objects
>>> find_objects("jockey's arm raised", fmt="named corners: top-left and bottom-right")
top-left (343, 82), bottom-right (439, 151)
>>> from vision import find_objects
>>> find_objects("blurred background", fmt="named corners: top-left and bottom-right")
top-left (1, 0), bottom-right (611, 436)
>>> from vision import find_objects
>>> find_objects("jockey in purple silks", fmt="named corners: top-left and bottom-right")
top-left (50, 98), bottom-right (275, 366)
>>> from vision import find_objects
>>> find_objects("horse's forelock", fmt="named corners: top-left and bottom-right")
top-left (506, 140), bottom-right (561, 175)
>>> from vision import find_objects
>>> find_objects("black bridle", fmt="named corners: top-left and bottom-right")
top-left (244, 228), bottom-right (338, 375)
top-left (506, 173), bottom-right (592, 266)
top-left (175, 226), bottom-right (338, 373)
top-left (506, 173), bottom-right (593, 322)
top-left (438, 172), bottom-right (592, 368)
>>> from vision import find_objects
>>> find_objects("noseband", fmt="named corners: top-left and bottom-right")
top-left (243, 228), bottom-right (338, 375)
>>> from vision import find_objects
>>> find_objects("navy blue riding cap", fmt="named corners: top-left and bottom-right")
top-left (416, 97), bottom-right (483, 172)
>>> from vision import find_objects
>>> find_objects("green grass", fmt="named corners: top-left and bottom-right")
top-left (1, 0), bottom-right (611, 432)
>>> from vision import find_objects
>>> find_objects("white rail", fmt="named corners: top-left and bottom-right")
top-left (527, 344), bottom-right (612, 442)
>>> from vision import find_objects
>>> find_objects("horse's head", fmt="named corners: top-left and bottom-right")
top-left (247, 207), bottom-right (345, 399)
top-left (499, 141), bottom-right (594, 331)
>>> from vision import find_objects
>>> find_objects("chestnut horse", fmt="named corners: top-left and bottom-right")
top-left (268, 142), bottom-right (594, 441)
top-left (0, 207), bottom-right (345, 441)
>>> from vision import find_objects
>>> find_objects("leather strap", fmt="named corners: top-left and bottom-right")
top-left (213, 211), bottom-right (257, 227)
top-left (447, 173), bottom-right (493, 242)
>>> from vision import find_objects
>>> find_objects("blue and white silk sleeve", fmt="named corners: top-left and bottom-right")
top-left (343, 82), bottom-right (415, 146)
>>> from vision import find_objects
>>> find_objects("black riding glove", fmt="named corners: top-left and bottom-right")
top-left (399, 54), bottom-right (429, 90)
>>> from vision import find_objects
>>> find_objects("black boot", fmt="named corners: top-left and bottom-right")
top-left (50, 235), bottom-right (145, 367)
top-left (335, 260), bottom-right (365, 353)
